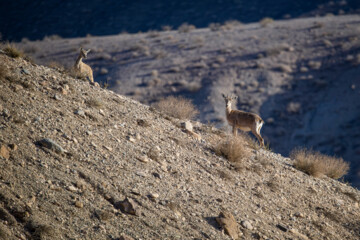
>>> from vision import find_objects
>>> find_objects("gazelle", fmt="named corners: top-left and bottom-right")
top-left (222, 94), bottom-right (264, 147)
top-left (74, 48), bottom-right (94, 83)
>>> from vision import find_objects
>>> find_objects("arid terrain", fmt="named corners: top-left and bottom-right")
top-left (15, 14), bottom-right (360, 188)
top-left (0, 42), bottom-right (360, 240)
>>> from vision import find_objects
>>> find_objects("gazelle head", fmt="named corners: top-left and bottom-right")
top-left (80, 47), bottom-right (91, 59)
top-left (222, 94), bottom-right (238, 107)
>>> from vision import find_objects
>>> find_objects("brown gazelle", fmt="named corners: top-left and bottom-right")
top-left (74, 48), bottom-right (94, 83)
top-left (222, 94), bottom-right (264, 147)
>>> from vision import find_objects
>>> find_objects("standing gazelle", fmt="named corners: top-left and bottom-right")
top-left (74, 48), bottom-right (94, 83)
top-left (222, 94), bottom-right (264, 147)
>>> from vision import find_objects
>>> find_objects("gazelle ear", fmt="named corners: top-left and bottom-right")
top-left (222, 93), bottom-right (226, 98)
top-left (80, 47), bottom-right (83, 51)
top-left (86, 49), bottom-right (91, 54)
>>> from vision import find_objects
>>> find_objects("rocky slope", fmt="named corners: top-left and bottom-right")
top-left (0, 51), bottom-right (360, 239)
top-left (16, 14), bottom-right (360, 187)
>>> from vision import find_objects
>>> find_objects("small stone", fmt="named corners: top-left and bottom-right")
top-left (216, 211), bottom-right (242, 239)
top-left (14, 84), bottom-right (23, 92)
top-left (9, 143), bottom-right (18, 151)
top-left (181, 121), bottom-right (193, 132)
top-left (149, 193), bottom-right (159, 199)
top-left (75, 201), bottom-right (83, 208)
top-left (119, 235), bottom-right (134, 240)
top-left (115, 198), bottom-right (137, 215)
top-left (137, 155), bottom-right (149, 163)
top-left (61, 88), bottom-right (68, 95)
top-left (104, 146), bottom-right (112, 151)
top-left (241, 220), bottom-right (253, 230)
top-left (0, 145), bottom-right (10, 159)
top-left (74, 109), bottom-right (85, 117)
top-left (67, 186), bottom-right (78, 192)
top-left (54, 94), bottom-right (62, 100)
top-left (276, 224), bottom-right (288, 232)
top-left (126, 136), bottom-right (136, 142)
top-left (37, 138), bottom-right (65, 154)
top-left (294, 212), bottom-right (304, 218)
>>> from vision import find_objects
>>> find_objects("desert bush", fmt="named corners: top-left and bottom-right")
top-left (259, 17), bottom-right (274, 27)
top-left (86, 98), bottom-right (103, 108)
top-left (209, 23), bottom-right (222, 31)
top-left (214, 135), bottom-right (250, 163)
top-left (178, 23), bottom-right (196, 33)
top-left (147, 30), bottom-right (160, 38)
top-left (153, 96), bottom-right (199, 120)
top-left (3, 43), bottom-right (24, 58)
top-left (161, 25), bottom-right (172, 31)
top-left (290, 148), bottom-right (349, 179)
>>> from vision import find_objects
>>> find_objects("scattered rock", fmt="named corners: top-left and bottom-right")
top-left (37, 138), bottom-right (65, 154)
top-left (67, 186), bottom-right (78, 192)
top-left (126, 136), bottom-right (136, 142)
top-left (119, 235), bottom-right (134, 240)
top-left (137, 155), bottom-right (150, 163)
top-left (241, 220), bottom-right (253, 230)
top-left (276, 224), bottom-right (288, 232)
top-left (75, 201), bottom-right (84, 208)
top-left (0, 145), bottom-right (10, 159)
top-left (149, 193), bottom-right (159, 199)
top-left (216, 210), bottom-right (242, 239)
top-left (181, 121), bottom-right (193, 132)
top-left (137, 119), bottom-right (150, 127)
top-left (74, 109), bottom-right (85, 117)
top-left (289, 228), bottom-right (309, 240)
top-left (9, 143), bottom-right (18, 151)
top-left (95, 210), bottom-right (113, 221)
top-left (115, 198), bottom-right (137, 215)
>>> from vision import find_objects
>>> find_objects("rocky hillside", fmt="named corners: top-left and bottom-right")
top-left (16, 14), bottom-right (360, 187)
top-left (1, 51), bottom-right (360, 239)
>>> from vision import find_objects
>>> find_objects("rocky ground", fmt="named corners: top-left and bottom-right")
top-left (16, 14), bottom-right (360, 187)
top-left (1, 51), bottom-right (360, 239)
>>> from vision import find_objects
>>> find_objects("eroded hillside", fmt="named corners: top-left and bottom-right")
top-left (0, 52), bottom-right (360, 239)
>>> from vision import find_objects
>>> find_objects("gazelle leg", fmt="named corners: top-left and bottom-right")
top-left (232, 125), bottom-right (237, 136)
top-left (252, 129), bottom-right (264, 147)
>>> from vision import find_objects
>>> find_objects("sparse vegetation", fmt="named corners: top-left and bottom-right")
top-left (161, 25), bottom-right (172, 31)
top-left (259, 17), bottom-right (274, 27)
top-left (290, 148), bottom-right (349, 179)
top-left (214, 135), bottom-right (250, 164)
top-left (86, 98), bottom-right (103, 108)
top-left (153, 96), bottom-right (199, 120)
top-left (178, 23), bottom-right (196, 33)
top-left (3, 43), bottom-right (24, 58)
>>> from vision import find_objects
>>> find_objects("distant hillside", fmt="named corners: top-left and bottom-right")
top-left (1, 49), bottom-right (360, 240)
top-left (1, 0), bottom-right (360, 41)
top-left (17, 14), bottom-right (360, 188)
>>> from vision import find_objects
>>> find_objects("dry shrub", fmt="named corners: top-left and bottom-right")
top-left (86, 98), bottom-right (103, 108)
top-left (3, 43), bottom-right (24, 58)
top-left (290, 148), bottom-right (349, 179)
top-left (153, 96), bottom-right (199, 120)
top-left (214, 135), bottom-right (250, 163)
top-left (161, 25), bottom-right (172, 31)
top-left (259, 17), bottom-right (274, 27)
top-left (178, 23), bottom-right (196, 33)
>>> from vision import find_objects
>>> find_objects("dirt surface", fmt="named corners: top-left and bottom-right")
top-left (1, 51), bottom-right (360, 239)
top-left (17, 14), bottom-right (360, 188)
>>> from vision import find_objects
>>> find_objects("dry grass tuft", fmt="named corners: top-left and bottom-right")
top-left (153, 96), bottom-right (199, 120)
top-left (214, 135), bottom-right (250, 164)
top-left (259, 17), bottom-right (274, 27)
top-left (3, 43), bottom-right (24, 58)
top-left (290, 148), bottom-right (349, 179)
top-left (343, 191), bottom-right (358, 202)
top-left (178, 23), bottom-right (196, 33)
top-left (86, 98), bottom-right (103, 108)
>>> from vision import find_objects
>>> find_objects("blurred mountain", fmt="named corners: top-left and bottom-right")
top-left (1, 0), bottom-right (359, 41)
